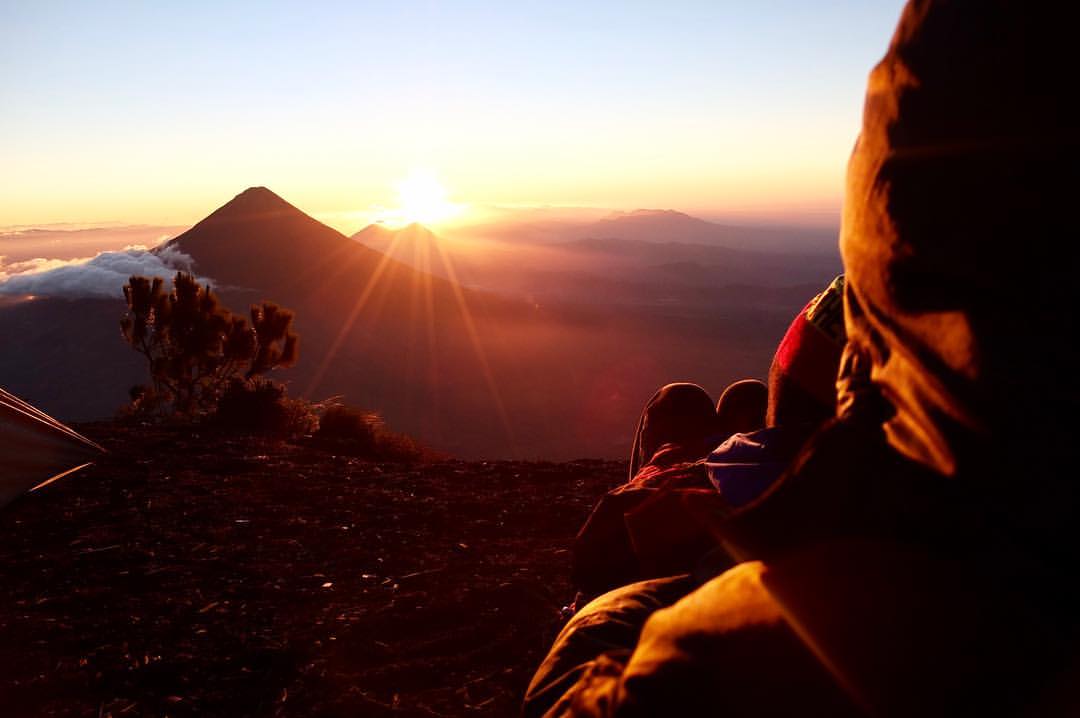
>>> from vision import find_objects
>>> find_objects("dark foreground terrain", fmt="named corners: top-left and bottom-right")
top-left (0, 424), bottom-right (621, 717)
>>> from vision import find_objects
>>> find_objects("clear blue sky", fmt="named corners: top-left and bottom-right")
top-left (0, 1), bottom-right (907, 228)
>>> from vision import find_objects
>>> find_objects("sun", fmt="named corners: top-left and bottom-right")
top-left (388, 169), bottom-right (463, 227)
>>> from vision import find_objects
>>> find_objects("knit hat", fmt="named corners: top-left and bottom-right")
top-left (769, 275), bottom-right (846, 416)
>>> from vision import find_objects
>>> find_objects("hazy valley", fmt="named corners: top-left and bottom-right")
top-left (0, 189), bottom-right (839, 459)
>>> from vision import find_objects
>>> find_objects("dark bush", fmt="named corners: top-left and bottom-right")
top-left (315, 405), bottom-right (378, 449)
top-left (212, 378), bottom-right (317, 437)
top-left (314, 405), bottom-right (426, 462)
top-left (370, 428), bottom-right (428, 463)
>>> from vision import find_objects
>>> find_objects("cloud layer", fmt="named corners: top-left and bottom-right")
top-left (0, 245), bottom-right (211, 299)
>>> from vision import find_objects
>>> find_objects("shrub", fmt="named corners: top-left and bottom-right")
top-left (370, 428), bottom-right (428, 463)
top-left (316, 405), bottom-right (379, 448)
top-left (120, 272), bottom-right (298, 417)
top-left (314, 405), bottom-right (426, 462)
top-left (213, 378), bottom-right (317, 437)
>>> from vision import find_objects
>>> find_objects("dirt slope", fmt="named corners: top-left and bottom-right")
top-left (0, 423), bottom-right (621, 717)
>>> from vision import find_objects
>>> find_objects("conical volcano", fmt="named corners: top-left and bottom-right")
top-left (163, 187), bottom-right (381, 291)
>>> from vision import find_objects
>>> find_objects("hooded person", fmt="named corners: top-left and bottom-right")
top-left (525, 2), bottom-right (1080, 716)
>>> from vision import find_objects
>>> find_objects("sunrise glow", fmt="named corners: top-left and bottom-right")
top-left (376, 169), bottom-right (464, 229)
top-left (0, 4), bottom-right (907, 229)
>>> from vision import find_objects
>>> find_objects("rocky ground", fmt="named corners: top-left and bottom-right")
top-left (0, 424), bottom-right (622, 717)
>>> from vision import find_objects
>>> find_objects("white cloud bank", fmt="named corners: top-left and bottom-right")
top-left (0, 245), bottom-right (212, 299)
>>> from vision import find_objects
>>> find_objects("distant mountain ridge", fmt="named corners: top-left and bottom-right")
top-left (2, 187), bottom-right (834, 459)
top-left (566, 208), bottom-right (838, 254)
top-left (349, 215), bottom-right (839, 301)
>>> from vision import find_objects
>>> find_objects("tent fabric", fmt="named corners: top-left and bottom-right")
top-left (0, 386), bottom-right (104, 508)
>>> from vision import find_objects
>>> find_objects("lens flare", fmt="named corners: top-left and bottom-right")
top-left (384, 169), bottom-right (463, 227)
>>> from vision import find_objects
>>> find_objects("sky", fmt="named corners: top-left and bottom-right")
top-left (0, 1), bottom-right (906, 231)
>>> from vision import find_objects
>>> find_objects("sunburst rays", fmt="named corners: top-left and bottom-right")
top-left (304, 225), bottom-right (515, 452)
